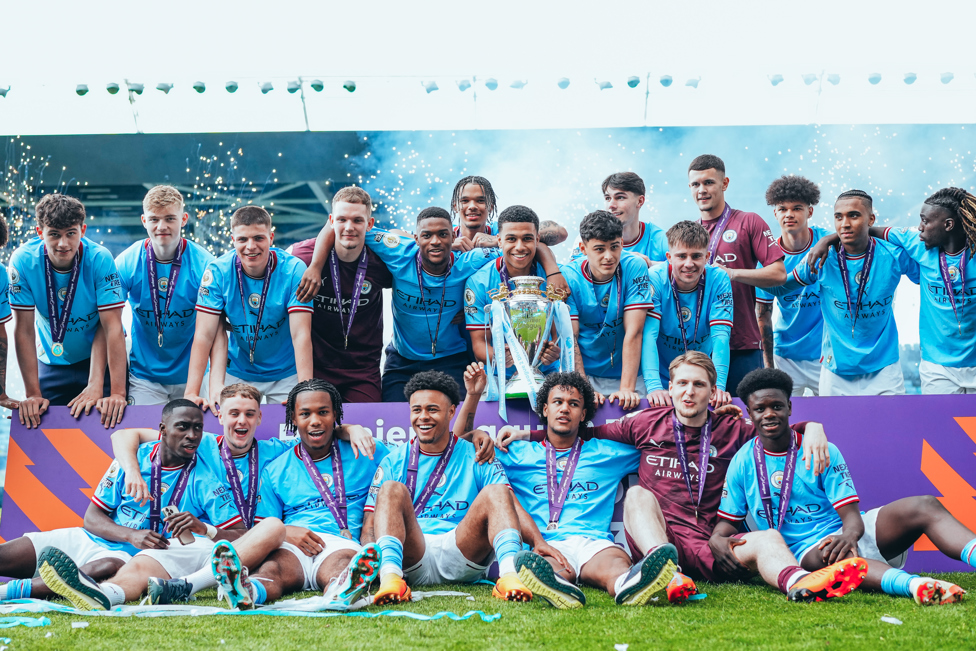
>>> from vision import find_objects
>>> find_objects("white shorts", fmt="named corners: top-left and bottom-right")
top-left (819, 362), bottom-right (905, 397)
top-left (587, 375), bottom-right (647, 397)
top-left (547, 535), bottom-right (619, 581)
top-left (919, 360), bottom-right (976, 395)
top-left (774, 355), bottom-right (821, 396)
top-left (128, 374), bottom-right (211, 406)
top-left (136, 537), bottom-right (215, 579)
top-left (279, 532), bottom-right (361, 591)
top-left (797, 507), bottom-right (907, 570)
top-left (404, 528), bottom-right (489, 586)
top-left (222, 373), bottom-right (299, 403)
top-left (25, 528), bottom-right (131, 566)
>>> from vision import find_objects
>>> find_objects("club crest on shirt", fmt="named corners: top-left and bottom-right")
top-left (601, 294), bottom-right (610, 308)
top-left (248, 293), bottom-right (262, 309)
top-left (57, 287), bottom-right (68, 301)
top-left (948, 266), bottom-right (960, 282)
top-left (237, 468), bottom-right (245, 483)
top-left (771, 470), bottom-right (784, 490)
top-left (436, 473), bottom-right (448, 489)
top-left (322, 473), bottom-right (334, 488)
top-left (680, 306), bottom-right (692, 322)
top-left (709, 445), bottom-right (718, 457)
top-left (722, 230), bottom-right (737, 243)
top-left (202, 269), bottom-right (214, 287)
top-left (362, 280), bottom-right (372, 295)
top-left (8, 267), bottom-right (18, 284)
top-left (160, 482), bottom-right (171, 494)
top-left (854, 271), bottom-right (864, 286)
top-left (464, 288), bottom-right (476, 306)
top-left (158, 277), bottom-right (169, 294)
top-left (556, 457), bottom-right (568, 471)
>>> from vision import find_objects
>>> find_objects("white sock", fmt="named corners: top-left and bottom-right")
top-left (498, 557), bottom-right (516, 576)
top-left (909, 577), bottom-right (929, 595)
top-left (613, 572), bottom-right (628, 595)
top-left (100, 582), bottom-right (125, 606)
top-left (785, 570), bottom-right (809, 591)
top-left (183, 567), bottom-right (218, 596)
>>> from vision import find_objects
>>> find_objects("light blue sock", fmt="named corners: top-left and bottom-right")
top-left (880, 568), bottom-right (918, 597)
top-left (2, 579), bottom-right (30, 600)
top-left (378, 535), bottom-right (404, 578)
top-left (492, 528), bottom-right (522, 576)
top-left (252, 579), bottom-right (267, 605)
top-left (961, 538), bottom-right (976, 568)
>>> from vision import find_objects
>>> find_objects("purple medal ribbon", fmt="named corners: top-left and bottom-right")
top-left (406, 434), bottom-right (456, 517)
top-left (669, 265), bottom-right (707, 353)
top-left (587, 262), bottom-right (623, 368)
top-left (148, 446), bottom-right (197, 535)
top-left (219, 438), bottom-right (259, 529)
top-left (752, 434), bottom-right (799, 531)
top-left (672, 414), bottom-right (712, 520)
top-left (416, 252), bottom-right (452, 357)
top-left (298, 439), bottom-right (351, 538)
top-left (234, 252), bottom-right (274, 364)
top-left (42, 243), bottom-right (82, 357)
top-left (704, 203), bottom-right (733, 264)
top-left (837, 238), bottom-right (876, 336)
top-left (146, 239), bottom-right (184, 347)
top-left (545, 437), bottom-right (582, 531)
top-left (939, 249), bottom-right (968, 334)
top-left (329, 248), bottom-right (369, 349)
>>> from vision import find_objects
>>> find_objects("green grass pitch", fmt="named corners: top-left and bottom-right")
top-left (8, 573), bottom-right (976, 650)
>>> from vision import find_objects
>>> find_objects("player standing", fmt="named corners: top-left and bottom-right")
top-left (688, 155), bottom-right (786, 395)
top-left (450, 176), bottom-right (566, 251)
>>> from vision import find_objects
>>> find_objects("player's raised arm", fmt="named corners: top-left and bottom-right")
top-left (539, 220), bottom-right (569, 246)
top-left (185, 310), bottom-right (221, 410)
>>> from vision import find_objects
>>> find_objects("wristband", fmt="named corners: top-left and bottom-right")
top-left (546, 271), bottom-right (562, 277)
top-left (205, 524), bottom-right (218, 540)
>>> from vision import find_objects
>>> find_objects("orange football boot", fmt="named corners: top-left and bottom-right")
top-left (787, 557), bottom-right (867, 602)
top-left (373, 574), bottom-right (412, 605)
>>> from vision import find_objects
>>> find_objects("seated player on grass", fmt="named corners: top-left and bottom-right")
top-left (210, 380), bottom-right (389, 609)
top-left (718, 368), bottom-right (968, 605)
top-left (462, 364), bottom-right (678, 608)
top-left (362, 370), bottom-right (533, 604)
top-left (0, 400), bottom-right (203, 605)
top-left (34, 400), bottom-right (217, 610)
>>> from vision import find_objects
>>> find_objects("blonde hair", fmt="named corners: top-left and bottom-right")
top-left (143, 185), bottom-right (185, 214)
top-left (332, 186), bottom-right (373, 217)
top-left (668, 351), bottom-right (717, 387)
top-left (219, 383), bottom-right (263, 405)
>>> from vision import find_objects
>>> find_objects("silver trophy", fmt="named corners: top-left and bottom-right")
top-left (488, 276), bottom-right (567, 398)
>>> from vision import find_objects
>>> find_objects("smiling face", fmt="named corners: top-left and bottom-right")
top-left (160, 406), bottom-right (205, 462)
top-left (542, 385), bottom-right (586, 440)
top-left (330, 201), bottom-right (374, 254)
top-left (668, 363), bottom-right (716, 422)
top-left (218, 395), bottom-right (262, 455)
top-left (37, 223), bottom-right (86, 270)
top-left (918, 203), bottom-right (952, 250)
top-left (142, 202), bottom-right (188, 249)
top-left (293, 390), bottom-right (337, 458)
top-left (416, 217), bottom-right (454, 269)
top-left (409, 389), bottom-right (455, 446)
top-left (456, 183), bottom-right (490, 230)
top-left (498, 222), bottom-right (538, 273)
top-left (688, 168), bottom-right (729, 214)
top-left (603, 186), bottom-right (644, 227)
top-left (745, 388), bottom-right (793, 446)
top-left (666, 241), bottom-right (708, 291)
top-left (232, 223), bottom-right (274, 275)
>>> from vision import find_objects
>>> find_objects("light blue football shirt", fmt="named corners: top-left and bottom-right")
top-left (116, 239), bottom-right (215, 384)
top-left (563, 253), bottom-right (654, 379)
top-left (572, 221), bottom-right (668, 262)
top-left (642, 264), bottom-right (734, 391)
top-left (365, 437), bottom-right (509, 536)
top-left (498, 438), bottom-right (639, 542)
top-left (195, 248), bottom-right (313, 381)
top-left (9, 237), bottom-right (125, 365)
top-left (255, 439), bottom-right (389, 539)
top-left (719, 440), bottom-right (858, 559)
top-left (0, 265), bottom-right (12, 329)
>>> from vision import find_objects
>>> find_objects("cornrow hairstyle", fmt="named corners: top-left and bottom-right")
top-left (579, 210), bottom-right (623, 242)
top-left (836, 189), bottom-right (873, 211)
top-left (765, 175), bottom-right (821, 207)
top-left (285, 379), bottom-right (344, 435)
top-left (416, 206), bottom-right (452, 225)
top-left (161, 398), bottom-right (203, 421)
top-left (736, 368), bottom-right (794, 405)
top-left (534, 372), bottom-right (598, 424)
top-left (404, 370), bottom-right (461, 406)
top-left (450, 176), bottom-right (498, 223)
top-left (924, 187), bottom-right (976, 255)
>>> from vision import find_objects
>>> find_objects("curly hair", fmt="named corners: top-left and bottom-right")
top-left (404, 370), bottom-right (461, 406)
top-left (35, 193), bottom-right (86, 230)
top-left (836, 189), bottom-right (873, 212)
top-left (497, 205), bottom-right (539, 232)
top-left (765, 175), bottom-right (821, 207)
top-left (924, 187), bottom-right (976, 255)
top-left (450, 176), bottom-right (498, 222)
top-left (285, 379), bottom-right (344, 435)
top-left (736, 368), bottom-right (794, 405)
top-left (534, 372), bottom-right (598, 424)
top-left (579, 210), bottom-right (623, 242)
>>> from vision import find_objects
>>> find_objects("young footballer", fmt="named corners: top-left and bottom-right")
top-left (462, 365), bottom-right (679, 608)
top-left (719, 368), bottom-right (968, 605)
top-left (450, 176), bottom-right (567, 251)
top-left (292, 187), bottom-right (393, 402)
top-left (562, 210), bottom-right (652, 409)
top-left (187, 206), bottom-right (313, 404)
top-left (362, 371), bottom-right (533, 604)
top-left (642, 221), bottom-right (733, 407)
top-left (688, 155), bottom-right (786, 395)
top-left (114, 186), bottom-right (218, 404)
top-left (9, 193), bottom-right (127, 428)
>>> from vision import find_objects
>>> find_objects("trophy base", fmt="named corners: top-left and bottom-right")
top-left (505, 368), bottom-right (546, 399)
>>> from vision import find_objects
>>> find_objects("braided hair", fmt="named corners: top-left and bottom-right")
top-left (924, 187), bottom-right (976, 255)
top-left (836, 189), bottom-right (873, 211)
top-left (284, 379), bottom-right (344, 435)
top-left (450, 176), bottom-right (498, 224)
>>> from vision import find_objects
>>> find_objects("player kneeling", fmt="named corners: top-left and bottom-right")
top-left (718, 368), bottom-right (967, 605)
top-left (363, 371), bottom-right (532, 604)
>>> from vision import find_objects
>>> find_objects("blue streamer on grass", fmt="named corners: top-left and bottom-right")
top-left (0, 616), bottom-right (50, 628)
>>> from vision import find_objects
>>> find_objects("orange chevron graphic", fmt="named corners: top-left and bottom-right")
top-left (40, 429), bottom-right (113, 499)
top-left (955, 417), bottom-right (976, 447)
top-left (4, 439), bottom-right (83, 532)
top-left (917, 438), bottom-right (976, 551)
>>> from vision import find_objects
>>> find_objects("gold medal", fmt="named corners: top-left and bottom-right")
top-left (52, 342), bottom-right (64, 357)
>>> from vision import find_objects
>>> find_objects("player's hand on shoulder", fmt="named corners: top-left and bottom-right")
top-left (286, 526), bottom-right (324, 557)
top-left (18, 395), bottom-right (49, 429)
top-left (296, 266), bottom-right (322, 303)
top-left (68, 384), bottom-right (101, 420)
top-left (346, 424), bottom-right (376, 460)
top-left (800, 423), bottom-right (830, 475)
top-left (646, 390), bottom-right (672, 408)
top-left (496, 426), bottom-right (528, 453)
top-left (635, 252), bottom-right (653, 268)
top-left (129, 529), bottom-right (169, 550)
top-left (96, 393), bottom-right (127, 429)
top-left (125, 475), bottom-right (151, 507)
top-left (546, 272), bottom-right (570, 297)
top-left (807, 236), bottom-right (836, 273)
top-left (453, 237), bottom-right (474, 252)
top-left (463, 362), bottom-right (488, 396)
top-left (712, 403), bottom-right (742, 419)
top-left (469, 429), bottom-right (495, 464)
top-left (184, 392), bottom-right (211, 414)
top-left (594, 391), bottom-right (607, 407)
top-left (710, 391), bottom-right (732, 409)
top-left (608, 390), bottom-right (642, 411)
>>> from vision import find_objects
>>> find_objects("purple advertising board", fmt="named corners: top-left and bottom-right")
top-left (3, 396), bottom-right (976, 574)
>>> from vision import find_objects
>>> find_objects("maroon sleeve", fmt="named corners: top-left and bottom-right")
top-left (586, 416), bottom-right (639, 446)
top-left (291, 238), bottom-right (315, 265)
top-left (747, 213), bottom-right (785, 267)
